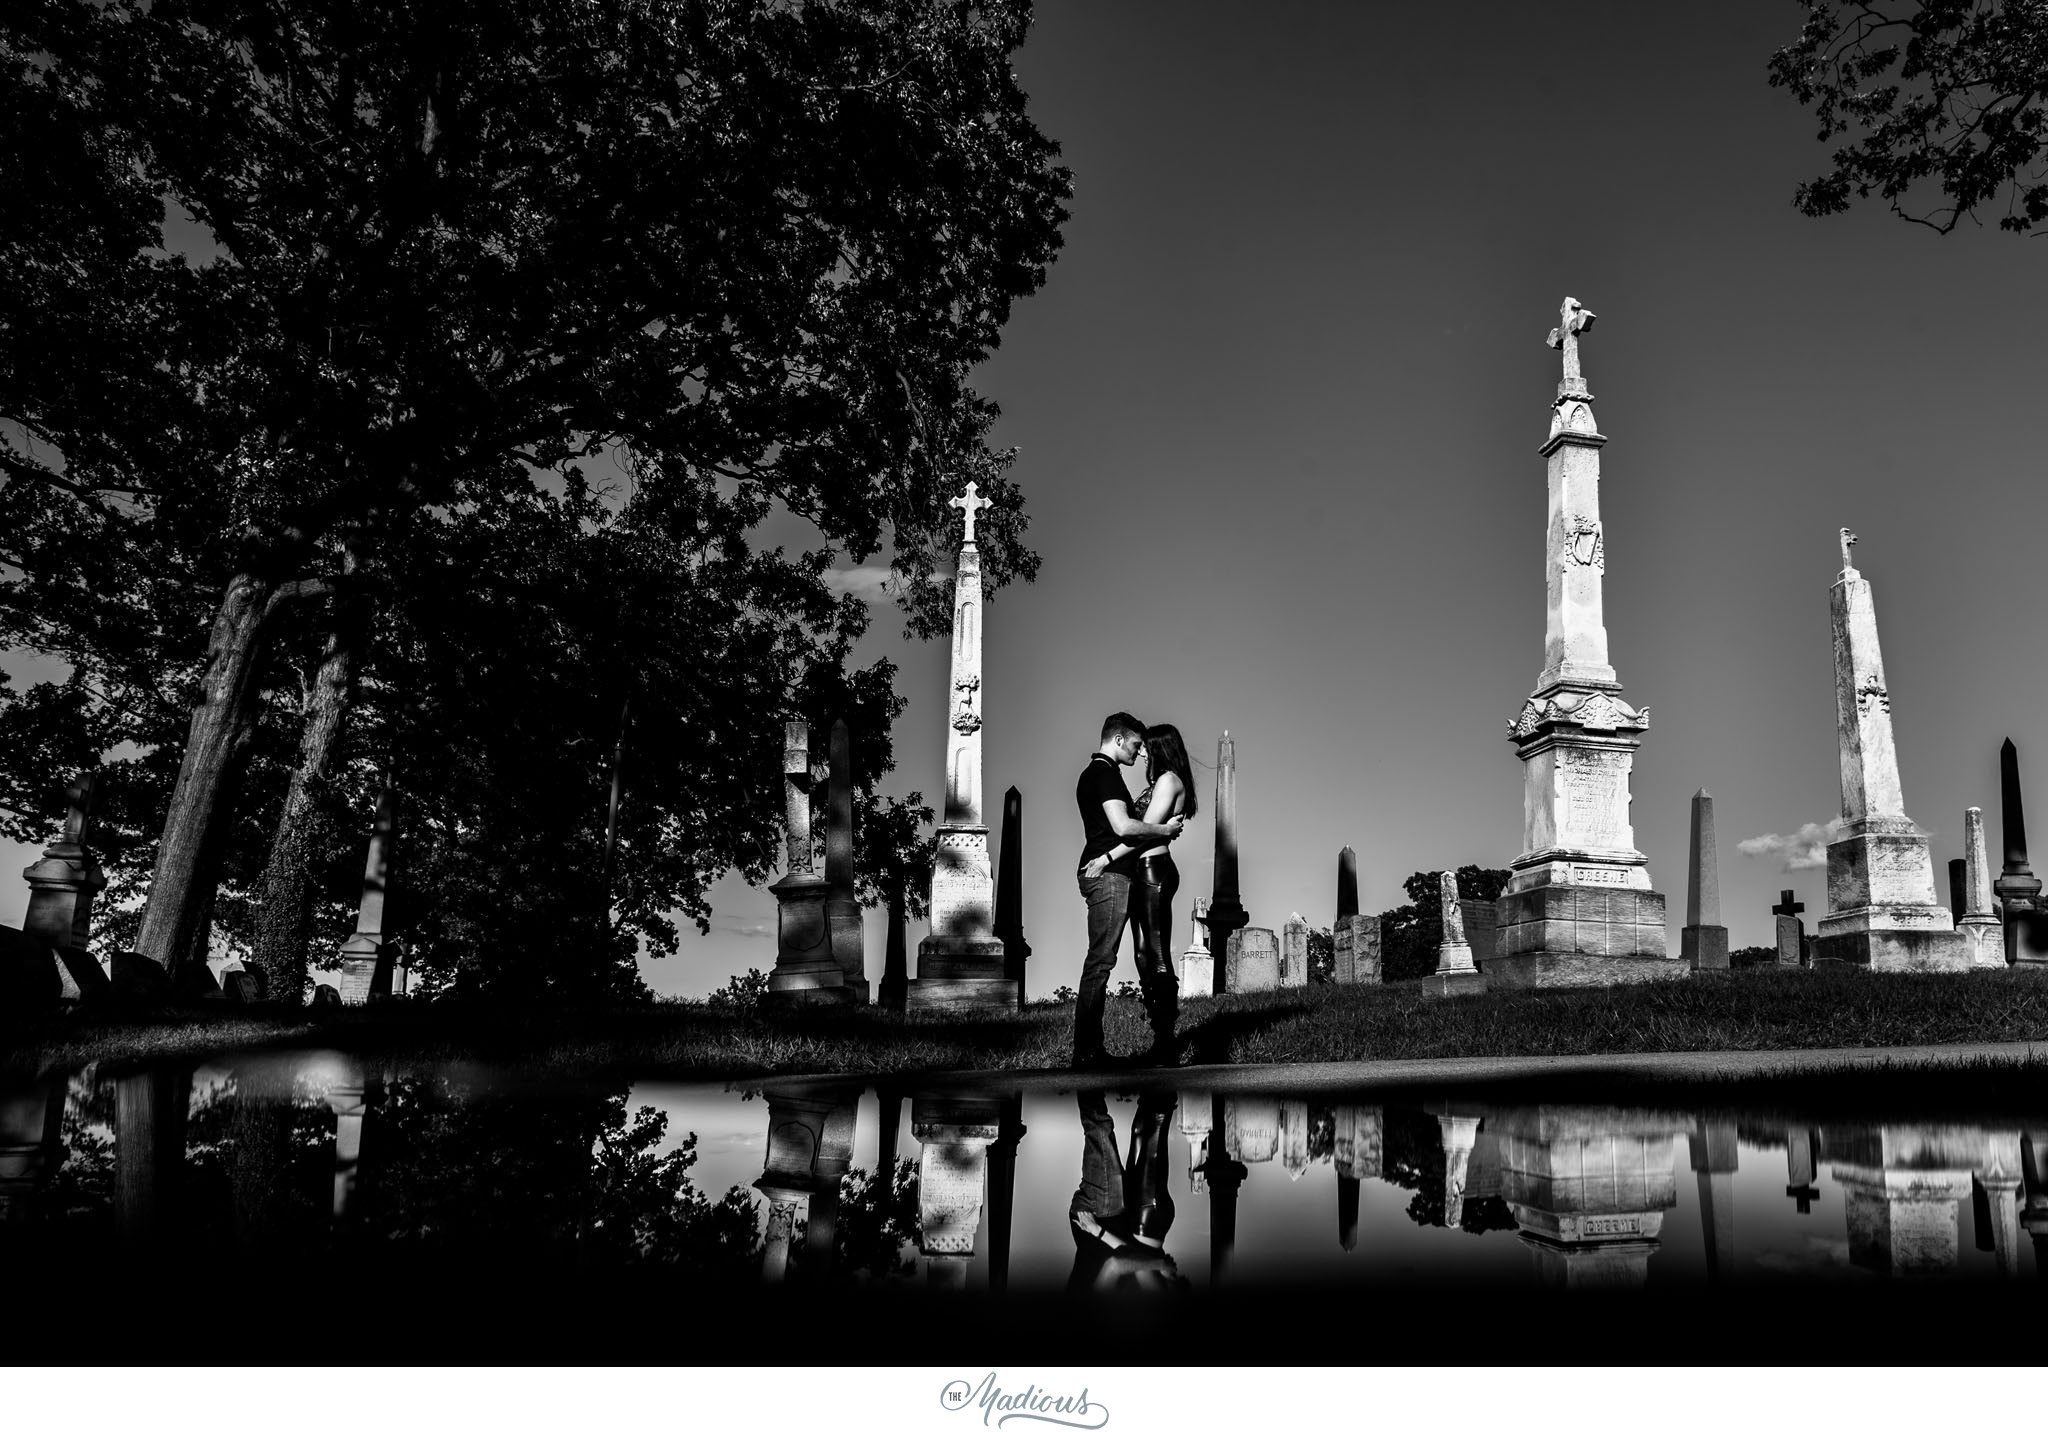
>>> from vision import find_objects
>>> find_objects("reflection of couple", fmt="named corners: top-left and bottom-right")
top-left (1072, 713), bottom-right (1196, 1070)
top-left (1068, 1090), bottom-right (1183, 1293)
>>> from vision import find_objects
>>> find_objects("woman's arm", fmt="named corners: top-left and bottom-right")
top-left (1085, 774), bottom-right (1185, 877)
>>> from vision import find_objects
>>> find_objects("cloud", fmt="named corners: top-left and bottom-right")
top-left (707, 915), bottom-right (774, 940)
top-left (820, 563), bottom-right (897, 605)
top-left (1737, 819), bottom-right (1844, 871)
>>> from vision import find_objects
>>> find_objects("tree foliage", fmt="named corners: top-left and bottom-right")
top-left (1376, 866), bottom-right (1512, 983)
top-left (0, 0), bottom-right (1071, 994)
top-left (1770, 0), bottom-right (2048, 232)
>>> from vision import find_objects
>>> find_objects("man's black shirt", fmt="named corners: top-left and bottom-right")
top-left (1076, 753), bottom-right (1140, 878)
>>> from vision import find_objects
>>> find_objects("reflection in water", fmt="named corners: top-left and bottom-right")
top-left (14, 1052), bottom-right (2046, 1346)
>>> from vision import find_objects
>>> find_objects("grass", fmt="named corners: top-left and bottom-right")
top-left (9, 963), bottom-right (2048, 1083)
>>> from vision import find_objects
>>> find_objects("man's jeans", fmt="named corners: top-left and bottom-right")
top-left (1074, 868), bottom-right (1132, 1057)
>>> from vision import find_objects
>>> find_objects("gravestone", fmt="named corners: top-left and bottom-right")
top-left (1422, 871), bottom-right (1485, 998)
top-left (338, 782), bottom-right (399, 1005)
top-left (222, 969), bottom-right (262, 1005)
top-left (1994, 739), bottom-right (2046, 969)
top-left (1180, 896), bottom-right (1214, 998)
top-left (1492, 298), bottom-right (1682, 989)
top-left (994, 785), bottom-right (1030, 1008)
top-left (1280, 914), bottom-right (1309, 987)
top-left (1334, 913), bottom-right (1380, 985)
top-left (1681, 788), bottom-right (1730, 971)
top-left (1958, 806), bottom-right (2005, 968)
top-left (22, 772), bottom-right (109, 1002)
top-left (1814, 533), bottom-right (1967, 970)
top-left (765, 722), bottom-right (853, 1006)
top-left (1457, 899), bottom-right (1499, 965)
top-left (1225, 927), bottom-right (1279, 993)
top-left (1205, 732), bottom-right (1250, 996)
top-left (1773, 889), bottom-right (1805, 968)
top-left (908, 483), bottom-right (1015, 1011)
top-left (310, 983), bottom-right (342, 1011)
top-left (822, 719), bottom-right (870, 1002)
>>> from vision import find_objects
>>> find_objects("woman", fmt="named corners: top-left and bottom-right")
top-left (1128, 723), bottom-right (1196, 1063)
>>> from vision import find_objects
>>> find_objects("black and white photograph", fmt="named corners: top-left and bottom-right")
top-left (3, 0), bottom-right (2045, 1412)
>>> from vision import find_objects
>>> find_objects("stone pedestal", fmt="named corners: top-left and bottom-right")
top-left (767, 722), bottom-right (862, 1008)
top-left (1179, 896), bottom-right (1213, 999)
top-left (914, 1095), bottom-right (999, 1284)
top-left (1496, 1105), bottom-right (1688, 1291)
top-left (1423, 872), bottom-right (1485, 998)
top-left (23, 775), bottom-right (108, 1002)
top-left (1994, 738), bottom-right (2045, 970)
top-left (1815, 554), bottom-right (1968, 971)
top-left (821, 719), bottom-right (870, 1004)
top-left (755, 1088), bottom-right (859, 1282)
top-left (1225, 927), bottom-right (1278, 993)
top-left (1959, 805), bottom-right (2006, 968)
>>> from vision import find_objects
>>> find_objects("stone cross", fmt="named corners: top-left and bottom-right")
top-left (1439, 871), bottom-right (1468, 946)
top-left (59, 772), bottom-right (96, 847)
top-left (1839, 527), bottom-right (1858, 573)
top-left (948, 481), bottom-right (989, 547)
top-left (784, 721), bottom-right (815, 875)
top-left (1771, 890), bottom-right (1804, 920)
top-left (1546, 296), bottom-right (1596, 396)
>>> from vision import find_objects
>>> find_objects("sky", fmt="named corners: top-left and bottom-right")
top-left (8, 2), bottom-right (2048, 1000)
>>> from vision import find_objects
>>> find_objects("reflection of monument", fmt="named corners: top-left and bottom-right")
top-left (1279, 1100), bottom-right (1310, 1180)
top-left (2022, 1132), bottom-right (2048, 1279)
top-left (1196, 1093), bottom-right (1247, 1285)
top-left (984, 1096), bottom-right (1026, 1293)
top-left (113, 1066), bottom-right (192, 1248)
top-left (1437, 1112), bottom-right (1481, 1228)
top-left (1493, 1106), bottom-right (1688, 1289)
top-left (1785, 1123), bottom-right (1821, 1214)
top-left (0, 1081), bottom-right (65, 1221)
top-left (1333, 1105), bottom-right (1383, 1252)
top-left (1224, 1098), bottom-right (1279, 1165)
top-left (1180, 1095), bottom-right (1213, 1193)
top-left (1688, 1116), bottom-right (1738, 1281)
top-left (320, 1060), bottom-right (378, 1221)
top-left (754, 1088), bottom-right (860, 1282)
top-left (1822, 1124), bottom-right (1994, 1277)
top-left (913, 1093), bottom-right (1004, 1289)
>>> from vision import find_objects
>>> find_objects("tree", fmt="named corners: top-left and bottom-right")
top-left (1, 0), bottom-right (1070, 988)
top-left (1376, 865), bottom-right (1512, 983)
top-left (1770, 1), bottom-right (2048, 232)
top-left (1306, 926), bottom-right (1334, 984)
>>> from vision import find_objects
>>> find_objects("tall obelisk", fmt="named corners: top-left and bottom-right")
top-left (1492, 298), bottom-right (1682, 988)
top-left (1813, 531), bottom-right (1967, 969)
top-left (907, 482), bottom-right (1015, 1011)
top-left (1203, 731), bottom-right (1249, 997)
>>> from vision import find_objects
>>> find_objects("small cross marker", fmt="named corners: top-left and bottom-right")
top-left (948, 481), bottom-right (989, 546)
top-left (1771, 889), bottom-right (1804, 919)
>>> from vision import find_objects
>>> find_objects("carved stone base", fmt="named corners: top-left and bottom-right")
top-left (1495, 884), bottom-right (1669, 962)
top-left (902, 976), bottom-right (1017, 1013)
top-left (1813, 918), bottom-right (1971, 973)
top-left (1482, 950), bottom-right (1689, 990)
top-left (1419, 967), bottom-right (1487, 999)
top-left (1681, 925), bottom-right (1729, 971)
top-left (1178, 951), bottom-right (1214, 998)
top-left (1960, 915), bottom-right (2006, 969)
top-left (766, 872), bottom-right (864, 1008)
top-left (914, 933), bottom-right (1006, 981)
top-left (338, 935), bottom-right (383, 1006)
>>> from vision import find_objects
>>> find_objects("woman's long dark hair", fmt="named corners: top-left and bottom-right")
top-left (1142, 724), bottom-right (1197, 818)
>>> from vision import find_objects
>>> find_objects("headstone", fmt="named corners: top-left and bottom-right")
top-left (994, 785), bottom-right (1030, 1007)
top-left (907, 483), bottom-right (1015, 1011)
top-left (1279, 913), bottom-right (1309, 987)
top-left (1813, 533), bottom-right (1968, 970)
top-left (1492, 298), bottom-right (1682, 990)
top-left (338, 781), bottom-right (398, 1004)
top-left (1334, 913), bottom-right (1381, 985)
top-left (1959, 805), bottom-right (2005, 968)
top-left (1994, 739), bottom-right (2046, 969)
top-left (1225, 927), bottom-right (1279, 993)
top-left (1179, 895), bottom-right (1214, 998)
top-left (21, 771), bottom-right (108, 1002)
top-left (1681, 788), bottom-right (1730, 970)
top-left (765, 722), bottom-right (852, 1006)
top-left (110, 951), bottom-right (175, 1007)
top-left (1457, 899), bottom-right (1499, 965)
top-left (1224, 1097), bottom-right (1279, 1164)
top-left (1205, 732), bottom-right (1249, 996)
top-left (310, 983), bottom-right (342, 1012)
top-left (1772, 889), bottom-right (1805, 968)
top-left (222, 969), bottom-right (262, 1005)
top-left (1423, 870), bottom-right (1485, 998)
top-left (821, 719), bottom-right (869, 1002)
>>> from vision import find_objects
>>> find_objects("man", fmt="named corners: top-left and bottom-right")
top-left (1073, 712), bottom-right (1186, 1069)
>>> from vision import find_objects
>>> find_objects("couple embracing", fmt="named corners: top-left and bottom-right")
top-left (1072, 712), bottom-right (1198, 1070)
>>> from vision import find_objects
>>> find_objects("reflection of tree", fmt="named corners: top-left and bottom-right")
top-left (833, 1156), bottom-right (922, 1281)
top-left (1378, 1105), bottom-right (1514, 1234)
top-left (51, 1074), bottom-right (116, 1228)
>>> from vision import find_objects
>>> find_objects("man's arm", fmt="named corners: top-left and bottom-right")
top-left (1083, 799), bottom-right (1184, 878)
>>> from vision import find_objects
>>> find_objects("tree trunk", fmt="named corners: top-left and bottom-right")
top-left (134, 572), bottom-right (280, 976)
top-left (248, 613), bottom-right (361, 1005)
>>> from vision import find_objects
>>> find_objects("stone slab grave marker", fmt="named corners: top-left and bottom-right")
top-left (1681, 788), bottom-right (1729, 970)
top-left (1994, 739), bottom-right (2047, 969)
top-left (1773, 889), bottom-right (1806, 968)
top-left (1813, 532), bottom-right (1967, 970)
top-left (822, 719), bottom-right (870, 1002)
top-left (1457, 898), bottom-right (1499, 965)
top-left (1280, 913), bottom-right (1310, 987)
top-left (1226, 927), bottom-right (1279, 993)
top-left (1423, 870), bottom-right (1486, 998)
top-left (1958, 805), bottom-right (2005, 968)
top-left (908, 481), bottom-right (1015, 1011)
top-left (1491, 298), bottom-right (1682, 989)
top-left (765, 722), bottom-right (858, 1007)
top-left (1180, 896), bottom-right (1214, 998)
top-left (21, 770), bottom-right (109, 1002)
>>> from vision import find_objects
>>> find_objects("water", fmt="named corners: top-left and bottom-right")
top-left (5, 1052), bottom-right (2041, 1359)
